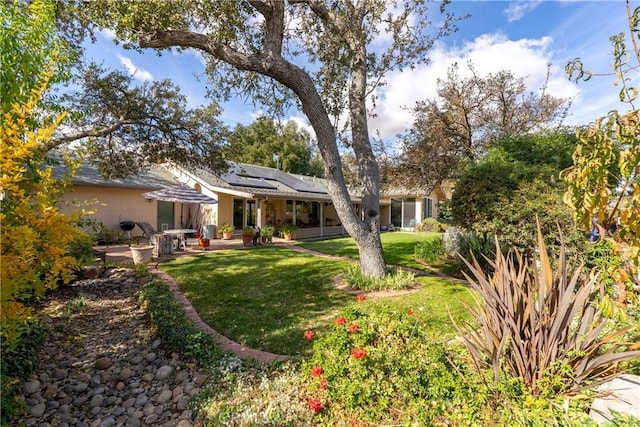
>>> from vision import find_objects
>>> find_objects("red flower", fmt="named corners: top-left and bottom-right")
top-left (356, 294), bottom-right (366, 301)
top-left (319, 377), bottom-right (327, 390)
top-left (310, 365), bottom-right (323, 377)
top-left (351, 347), bottom-right (367, 359)
top-left (350, 419), bottom-right (359, 427)
top-left (347, 323), bottom-right (359, 333)
top-left (307, 399), bottom-right (323, 413)
top-left (335, 316), bottom-right (347, 326)
top-left (407, 309), bottom-right (414, 315)
top-left (304, 330), bottom-right (315, 340)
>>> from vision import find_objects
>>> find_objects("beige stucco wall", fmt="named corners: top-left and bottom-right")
top-left (215, 192), bottom-right (235, 229)
top-left (60, 186), bottom-right (159, 238)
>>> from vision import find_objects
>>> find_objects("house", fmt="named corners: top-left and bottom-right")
top-left (58, 160), bottom-right (444, 240)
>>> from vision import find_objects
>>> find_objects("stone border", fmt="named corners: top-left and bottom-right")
top-left (148, 266), bottom-right (289, 363)
top-left (148, 243), bottom-right (467, 363)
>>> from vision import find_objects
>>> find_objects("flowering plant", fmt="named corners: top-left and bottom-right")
top-left (302, 305), bottom-right (465, 424)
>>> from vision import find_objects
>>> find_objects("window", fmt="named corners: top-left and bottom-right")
top-left (233, 199), bottom-right (244, 230)
top-left (403, 198), bottom-right (416, 228)
top-left (391, 199), bottom-right (402, 227)
top-left (423, 198), bottom-right (433, 218)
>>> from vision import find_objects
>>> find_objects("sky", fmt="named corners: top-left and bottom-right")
top-left (82, 1), bottom-right (637, 141)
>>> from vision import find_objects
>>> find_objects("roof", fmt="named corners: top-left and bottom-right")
top-left (52, 158), bottom-right (177, 190)
top-left (189, 162), bottom-right (360, 201)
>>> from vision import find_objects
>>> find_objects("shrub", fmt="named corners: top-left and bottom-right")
top-left (443, 226), bottom-right (472, 256)
top-left (415, 217), bottom-right (446, 233)
top-left (1, 318), bottom-right (47, 424)
top-left (443, 227), bottom-right (497, 274)
top-left (585, 239), bottom-right (638, 308)
top-left (456, 223), bottom-right (640, 396)
top-left (301, 304), bottom-right (596, 425)
top-left (66, 232), bottom-right (97, 266)
top-left (341, 263), bottom-right (415, 291)
top-left (138, 279), bottom-right (224, 364)
top-left (1, 67), bottom-right (83, 353)
top-left (414, 235), bottom-right (447, 262)
top-left (303, 305), bottom-right (467, 424)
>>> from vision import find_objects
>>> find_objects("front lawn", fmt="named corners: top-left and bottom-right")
top-left (160, 244), bottom-right (474, 356)
top-left (298, 231), bottom-right (442, 270)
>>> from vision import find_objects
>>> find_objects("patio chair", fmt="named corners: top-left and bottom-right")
top-left (135, 221), bottom-right (157, 244)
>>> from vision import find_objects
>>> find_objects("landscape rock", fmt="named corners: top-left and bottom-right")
top-left (13, 267), bottom-right (208, 426)
top-left (589, 374), bottom-right (640, 424)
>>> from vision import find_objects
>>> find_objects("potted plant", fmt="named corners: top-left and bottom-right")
top-left (196, 232), bottom-right (210, 249)
top-left (242, 226), bottom-right (255, 246)
top-left (279, 223), bottom-right (298, 241)
top-left (219, 223), bottom-right (235, 240)
top-left (260, 226), bottom-right (274, 244)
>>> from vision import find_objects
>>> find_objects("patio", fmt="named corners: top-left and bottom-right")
top-left (93, 236), bottom-right (293, 263)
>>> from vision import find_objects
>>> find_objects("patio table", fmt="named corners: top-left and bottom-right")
top-left (163, 229), bottom-right (197, 251)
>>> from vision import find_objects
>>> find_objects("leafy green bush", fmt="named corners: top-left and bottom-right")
top-left (66, 232), bottom-right (96, 266)
top-left (456, 225), bottom-right (640, 396)
top-left (341, 263), bottom-right (415, 291)
top-left (138, 279), bottom-right (225, 364)
top-left (414, 236), bottom-right (447, 262)
top-left (1, 319), bottom-right (47, 424)
top-left (301, 304), bottom-right (593, 425)
top-left (303, 305), bottom-right (468, 424)
top-left (415, 217), bottom-right (446, 233)
top-left (443, 227), bottom-right (497, 274)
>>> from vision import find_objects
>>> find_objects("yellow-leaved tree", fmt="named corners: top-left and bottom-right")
top-left (563, 0), bottom-right (640, 307)
top-left (0, 65), bottom-right (86, 351)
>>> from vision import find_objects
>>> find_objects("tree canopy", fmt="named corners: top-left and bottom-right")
top-left (224, 116), bottom-right (324, 177)
top-left (392, 62), bottom-right (570, 192)
top-left (52, 63), bottom-right (228, 178)
top-left (71, 0), bottom-right (463, 276)
top-left (3, 0), bottom-right (230, 179)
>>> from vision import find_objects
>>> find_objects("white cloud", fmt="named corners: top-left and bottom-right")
top-left (117, 54), bottom-right (154, 82)
top-left (503, 1), bottom-right (543, 23)
top-left (97, 28), bottom-right (116, 40)
top-left (368, 32), bottom-right (582, 140)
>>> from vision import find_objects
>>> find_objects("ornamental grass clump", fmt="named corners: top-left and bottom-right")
top-left (414, 236), bottom-right (447, 262)
top-left (456, 223), bottom-right (640, 396)
top-left (341, 263), bottom-right (415, 291)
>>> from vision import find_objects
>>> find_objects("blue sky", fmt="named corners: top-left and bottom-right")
top-left (83, 1), bottom-right (636, 140)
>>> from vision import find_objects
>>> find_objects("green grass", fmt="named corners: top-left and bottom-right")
top-left (298, 231), bottom-right (442, 270)
top-left (160, 243), bottom-right (475, 356)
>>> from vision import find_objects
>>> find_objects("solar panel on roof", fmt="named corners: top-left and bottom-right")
top-left (219, 171), bottom-right (279, 189)
top-left (223, 163), bottom-right (326, 193)
top-left (273, 172), bottom-right (325, 193)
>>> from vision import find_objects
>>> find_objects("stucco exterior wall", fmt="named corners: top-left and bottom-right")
top-left (60, 186), bottom-right (158, 238)
top-left (215, 192), bottom-right (236, 231)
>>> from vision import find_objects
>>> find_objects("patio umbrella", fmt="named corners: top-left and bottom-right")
top-left (142, 186), bottom-right (218, 228)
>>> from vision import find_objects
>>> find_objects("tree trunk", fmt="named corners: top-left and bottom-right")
top-left (136, 1), bottom-right (387, 277)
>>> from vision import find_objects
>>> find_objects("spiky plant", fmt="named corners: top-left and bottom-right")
top-left (456, 222), bottom-right (639, 396)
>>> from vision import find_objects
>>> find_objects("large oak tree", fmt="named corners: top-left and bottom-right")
top-left (73, 0), bottom-right (462, 277)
